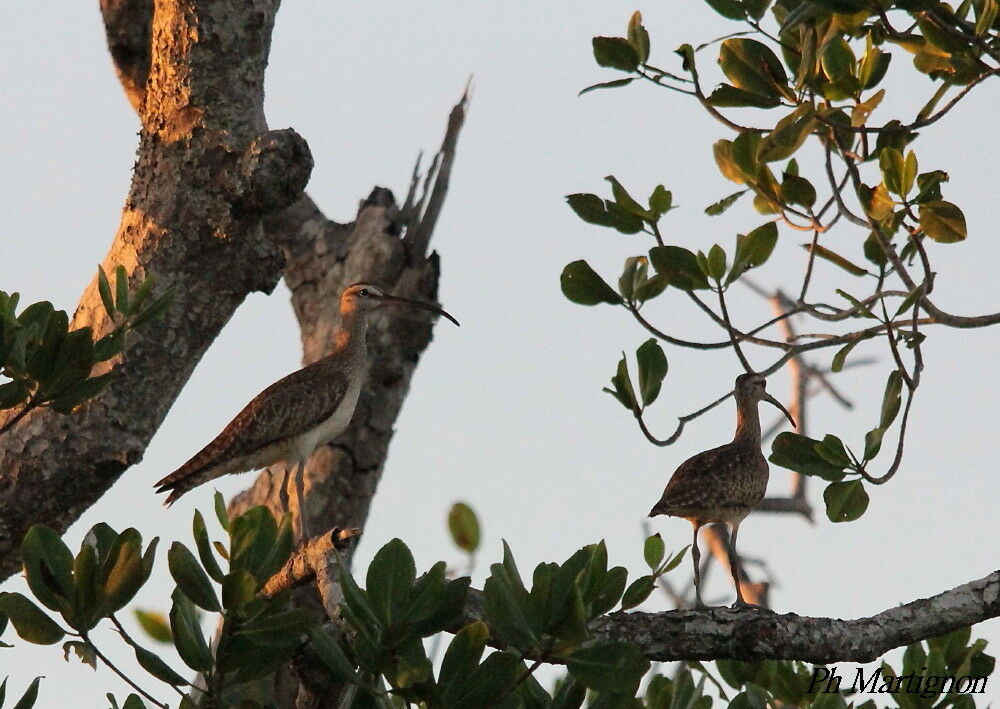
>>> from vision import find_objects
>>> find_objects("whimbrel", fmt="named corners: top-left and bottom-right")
top-left (155, 283), bottom-right (459, 538)
top-left (649, 372), bottom-right (794, 607)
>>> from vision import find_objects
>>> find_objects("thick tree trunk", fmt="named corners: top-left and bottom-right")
top-left (0, 0), bottom-right (313, 581)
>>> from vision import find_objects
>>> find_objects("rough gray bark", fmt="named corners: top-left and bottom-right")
top-left (453, 570), bottom-right (1000, 665)
top-left (0, 0), bottom-right (313, 581)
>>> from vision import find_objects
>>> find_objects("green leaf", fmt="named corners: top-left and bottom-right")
top-left (620, 575), bottom-right (655, 610)
top-left (780, 175), bottom-right (816, 208)
top-left (566, 642), bottom-right (650, 694)
top-left (63, 639), bottom-right (97, 668)
top-left (221, 569), bottom-right (257, 613)
top-left (659, 545), bottom-right (689, 575)
top-left (578, 78), bottom-right (635, 96)
top-left (704, 0), bottom-right (746, 20)
top-left (134, 609), bottom-right (172, 643)
top-left (719, 39), bottom-right (790, 99)
top-left (608, 354), bottom-right (638, 412)
top-left (821, 37), bottom-right (856, 80)
top-left (551, 676), bottom-right (587, 709)
top-left (560, 261), bottom-right (622, 306)
top-left (824, 480), bottom-right (869, 522)
top-left (731, 131), bottom-right (763, 179)
top-left (10, 676), bottom-right (41, 709)
top-left (307, 626), bottom-right (355, 682)
top-left (20, 525), bottom-right (74, 613)
top-left (0, 380), bottom-right (31, 409)
top-left (634, 273), bottom-right (669, 303)
top-left (831, 339), bottom-right (860, 373)
top-left (804, 243), bottom-right (868, 276)
top-left (618, 256), bottom-right (646, 301)
top-left (447, 502), bottom-right (481, 553)
top-left (238, 608), bottom-right (317, 647)
top-left (593, 37), bottom-right (640, 72)
top-left (713, 140), bottom-right (748, 185)
top-left (70, 542), bottom-right (99, 632)
top-left (169, 589), bottom-right (213, 672)
top-left (48, 373), bottom-right (116, 414)
top-left (335, 553), bottom-right (380, 637)
top-left (728, 222), bottom-right (778, 284)
top-left (95, 530), bottom-right (152, 615)
top-left (566, 193), bottom-right (612, 227)
top-left (648, 245), bottom-right (710, 290)
top-left (901, 151), bottom-right (918, 197)
top-left (213, 491), bottom-right (230, 532)
top-left (643, 534), bottom-right (665, 570)
top-left (228, 506), bottom-right (279, 582)
top-left (864, 427), bottom-right (885, 461)
top-left (919, 200), bottom-right (967, 243)
top-left (675, 43), bottom-right (697, 77)
top-left (914, 170), bottom-right (948, 203)
top-left (257, 511), bottom-right (294, 583)
top-left (836, 290), bottom-right (877, 319)
top-left (814, 434), bottom-right (851, 468)
top-left (439, 621), bottom-right (489, 701)
top-left (191, 511), bottom-right (226, 584)
top-left (133, 643), bottom-right (189, 686)
top-left (707, 244), bottom-right (727, 282)
top-left (880, 370), bottom-right (903, 429)
top-left (96, 266), bottom-right (115, 318)
top-left (167, 542), bottom-right (220, 612)
top-left (879, 148), bottom-right (905, 196)
top-left (705, 189), bottom-right (748, 216)
top-left (605, 176), bottom-right (653, 221)
top-left (770, 432), bottom-right (847, 481)
top-left (706, 84), bottom-right (782, 108)
top-left (635, 339), bottom-right (668, 406)
top-left (648, 184), bottom-right (673, 216)
top-left (758, 105), bottom-right (816, 163)
top-left (0, 593), bottom-right (65, 644)
top-left (114, 266), bottom-right (129, 315)
top-left (627, 12), bottom-right (650, 63)
top-left (366, 538), bottom-right (417, 626)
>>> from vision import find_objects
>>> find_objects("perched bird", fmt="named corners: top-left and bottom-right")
top-left (155, 283), bottom-right (459, 537)
top-left (649, 372), bottom-right (795, 608)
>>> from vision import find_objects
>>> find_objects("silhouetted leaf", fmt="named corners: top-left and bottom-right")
top-left (561, 261), bottom-right (622, 306)
top-left (824, 480), bottom-right (869, 522)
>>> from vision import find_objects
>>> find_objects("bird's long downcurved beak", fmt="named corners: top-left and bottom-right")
top-left (377, 294), bottom-right (461, 326)
top-left (763, 393), bottom-right (796, 429)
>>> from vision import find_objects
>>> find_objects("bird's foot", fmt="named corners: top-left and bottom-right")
top-left (730, 598), bottom-right (763, 610)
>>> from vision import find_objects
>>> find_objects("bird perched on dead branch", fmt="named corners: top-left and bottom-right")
top-left (649, 372), bottom-right (795, 607)
top-left (155, 283), bottom-right (459, 539)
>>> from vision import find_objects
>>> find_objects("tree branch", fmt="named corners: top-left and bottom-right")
top-left (454, 571), bottom-right (1000, 664)
top-left (0, 0), bottom-right (311, 582)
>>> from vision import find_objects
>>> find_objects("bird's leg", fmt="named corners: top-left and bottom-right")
top-left (727, 522), bottom-right (751, 608)
top-left (691, 522), bottom-right (705, 609)
top-left (294, 459), bottom-right (310, 541)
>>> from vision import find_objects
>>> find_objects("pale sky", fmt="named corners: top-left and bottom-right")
top-left (2, 2), bottom-right (999, 705)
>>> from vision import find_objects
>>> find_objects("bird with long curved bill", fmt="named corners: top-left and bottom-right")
top-left (649, 372), bottom-right (795, 608)
top-left (155, 283), bottom-right (459, 539)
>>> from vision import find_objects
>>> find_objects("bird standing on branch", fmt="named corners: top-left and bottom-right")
top-left (649, 372), bottom-right (795, 608)
top-left (155, 283), bottom-right (459, 538)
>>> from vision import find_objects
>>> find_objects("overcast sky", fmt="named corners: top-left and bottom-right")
top-left (2, 1), bottom-right (999, 704)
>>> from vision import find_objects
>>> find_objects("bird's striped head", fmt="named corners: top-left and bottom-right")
top-left (341, 283), bottom-right (459, 326)
top-left (735, 372), bottom-right (795, 428)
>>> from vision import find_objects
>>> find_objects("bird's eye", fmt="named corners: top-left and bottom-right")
top-left (359, 288), bottom-right (370, 297)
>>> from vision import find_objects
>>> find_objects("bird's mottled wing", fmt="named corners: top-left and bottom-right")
top-left (650, 442), bottom-right (764, 515)
top-left (155, 365), bottom-right (349, 494)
